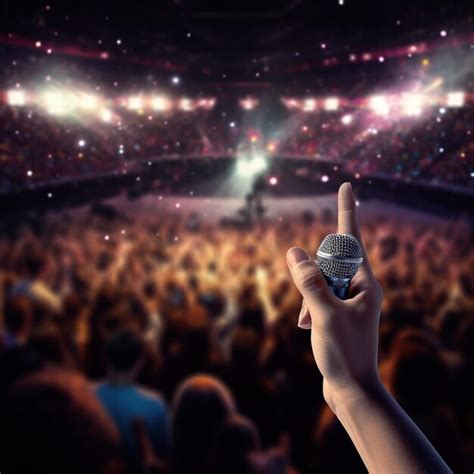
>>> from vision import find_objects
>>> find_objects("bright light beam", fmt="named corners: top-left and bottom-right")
top-left (7, 89), bottom-right (26, 106)
top-left (369, 95), bottom-right (390, 116)
top-left (446, 91), bottom-right (465, 108)
top-left (324, 97), bottom-right (339, 111)
top-left (302, 98), bottom-right (316, 112)
top-left (236, 154), bottom-right (268, 177)
top-left (42, 91), bottom-right (77, 115)
top-left (127, 96), bottom-right (143, 110)
top-left (401, 93), bottom-right (424, 116)
top-left (151, 95), bottom-right (172, 112)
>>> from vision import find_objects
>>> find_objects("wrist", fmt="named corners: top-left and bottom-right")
top-left (323, 374), bottom-right (384, 413)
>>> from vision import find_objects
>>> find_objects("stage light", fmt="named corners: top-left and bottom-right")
top-left (179, 98), bottom-right (194, 111)
top-left (341, 114), bottom-right (353, 125)
top-left (249, 133), bottom-right (259, 143)
top-left (446, 91), bottom-right (464, 108)
top-left (151, 95), bottom-right (172, 112)
top-left (127, 96), bottom-right (143, 110)
top-left (240, 97), bottom-right (259, 110)
top-left (324, 97), bottom-right (339, 111)
top-left (302, 98), bottom-right (316, 112)
top-left (7, 89), bottom-right (26, 106)
top-left (269, 176), bottom-right (278, 186)
top-left (267, 142), bottom-right (277, 152)
top-left (42, 91), bottom-right (77, 115)
top-left (79, 93), bottom-right (99, 111)
top-left (236, 154), bottom-right (267, 177)
top-left (401, 93), bottom-right (423, 116)
top-left (197, 98), bottom-right (216, 110)
top-left (100, 109), bottom-right (113, 122)
top-left (369, 95), bottom-right (390, 116)
top-left (281, 98), bottom-right (300, 110)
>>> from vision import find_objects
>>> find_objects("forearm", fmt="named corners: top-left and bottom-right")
top-left (329, 379), bottom-right (452, 474)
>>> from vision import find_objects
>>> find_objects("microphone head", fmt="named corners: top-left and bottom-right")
top-left (316, 233), bottom-right (363, 280)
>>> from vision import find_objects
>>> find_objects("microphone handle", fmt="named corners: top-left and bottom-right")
top-left (324, 276), bottom-right (351, 300)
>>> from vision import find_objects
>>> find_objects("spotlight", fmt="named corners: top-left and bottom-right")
top-left (151, 95), bottom-right (172, 112)
top-left (239, 97), bottom-right (259, 110)
top-left (100, 109), bottom-right (113, 122)
top-left (401, 93), bottom-right (423, 116)
top-left (127, 96), bottom-right (143, 110)
top-left (341, 114), bottom-right (353, 125)
top-left (236, 155), bottom-right (267, 177)
top-left (281, 97), bottom-right (301, 110)
top-left (79, 93), bottom-right (99, 111)
top-left (179, 98), bottom-right (194, 112)
top-left (249, 134), bottom-right (259, 143)
top-left (302, 98), bottom-right (316, 112)
top-left (6, 89), bottom-right (26, 106)
top-left (42, 91), bottom-right (77, 115)
top-left (446, 91), bottom-right (464, 108)
top-left (369, 95), bottom-right (390, 116)
top-left (197, 98), bottom-right (216, 110)
top-left (324, 97), bottom-right (339, 111)
top-left (266, 142), bottom-right (277, 152)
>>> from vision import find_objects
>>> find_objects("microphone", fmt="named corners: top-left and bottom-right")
top-left (316, 233), bottom-right (363, 300)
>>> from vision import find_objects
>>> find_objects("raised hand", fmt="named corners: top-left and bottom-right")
top-left (286, 182), bottom-right (382, 400)
top-left (286, 182), bottom-right (451, 474)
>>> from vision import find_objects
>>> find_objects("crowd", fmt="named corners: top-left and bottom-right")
top-left (1, 101), bottom-right (473, 192)
top-left (281, 106), bottom-right (474, 188)
top-left (0, 105), bottom-right (234, 191)
top-left (0, 200), bottom-right (473, 473)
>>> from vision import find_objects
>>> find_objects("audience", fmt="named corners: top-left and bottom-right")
top-left (0, 192), bottom-right (472, 472)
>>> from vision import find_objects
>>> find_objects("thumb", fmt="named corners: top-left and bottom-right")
top-left (286, 247), bottom-right (334, 315)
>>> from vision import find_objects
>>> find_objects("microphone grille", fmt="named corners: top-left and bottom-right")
top-left (316, 233), bottom-right (363, 279)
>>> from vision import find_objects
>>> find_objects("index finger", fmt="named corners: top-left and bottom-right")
top-left (337, 182), bottom-right (372, 275)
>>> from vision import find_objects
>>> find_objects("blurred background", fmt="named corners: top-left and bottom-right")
top-left (0, 1), bottom-right (473, 473)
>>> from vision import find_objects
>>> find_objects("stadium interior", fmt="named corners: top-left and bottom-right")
top-left (0, 1), bottom-right (473, 473)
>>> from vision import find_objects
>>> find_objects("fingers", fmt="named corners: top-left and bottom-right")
top-left (337, 182), bottom-right (372, 276)
top-left (298, 300), bottom-right (311, 329)
top-left (337, 182), bottom-right (359, 235)
top-left (286, 247), bottom-right (334, 316)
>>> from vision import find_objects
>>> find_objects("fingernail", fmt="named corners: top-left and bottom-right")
top-left (287, 247), bottom-right (309, 268)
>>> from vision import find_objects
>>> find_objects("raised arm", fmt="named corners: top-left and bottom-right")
top-left (286, 182), bottom-right (451, 474)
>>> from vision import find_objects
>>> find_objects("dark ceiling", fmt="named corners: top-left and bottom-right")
top-left (0, 0), bottom-right (472, 91)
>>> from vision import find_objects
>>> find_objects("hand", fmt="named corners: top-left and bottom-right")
top-left (286, 182), bottom-right (383, 407)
